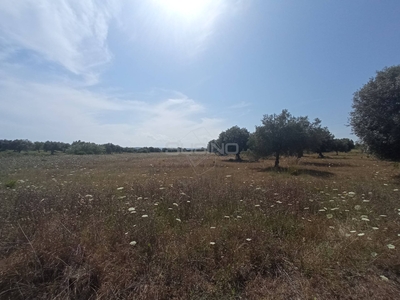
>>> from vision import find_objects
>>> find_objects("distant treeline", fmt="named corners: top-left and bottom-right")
top-left (0, 139), bottom-right (203, 155)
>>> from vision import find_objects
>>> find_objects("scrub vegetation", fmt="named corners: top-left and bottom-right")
top-left (1, 151), bottom-right (399, 299)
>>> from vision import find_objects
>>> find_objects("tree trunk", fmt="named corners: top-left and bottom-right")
top-left (336, 151), bottom-right (338, 155)
top-left (297, 149), bottom-right (303, 158)
top-left (235, 153), bottom-right (242, 161)
top-left (274, 153), bottom-right (280, 168)
top-left (318, 152), bottom-right (324, 158)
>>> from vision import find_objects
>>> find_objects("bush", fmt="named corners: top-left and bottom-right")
top-left (5, 180), bottom-right (17, 189)
top-left (241, 149), bottom-right (260, 162)
top-left (66, 141), bottom-right (105, 155)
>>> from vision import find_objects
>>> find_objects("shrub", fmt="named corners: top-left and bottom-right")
top-left (66, 141), bottom-right (105, 155)
top-left (5, 180), bottom-right (17, 188)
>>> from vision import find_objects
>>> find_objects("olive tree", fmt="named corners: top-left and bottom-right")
top-left (350, 65), bottom-right (400, 160)
top-left (249, 110), bottom-right (312, 167)
top-left (249, 110), bottom-right (333, 166)
top-left (211, 126), bottom-right (250, 161)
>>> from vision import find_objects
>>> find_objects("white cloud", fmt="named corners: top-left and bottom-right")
top-left (0, 1), bottom-right (231, 145)
top-left (0, 75), bottom-right (223, 147)
top-left (0, 0), bottom-right (120, 83)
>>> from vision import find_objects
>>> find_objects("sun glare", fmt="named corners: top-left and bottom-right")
top-left (156, 0), bottom-right (212, 18)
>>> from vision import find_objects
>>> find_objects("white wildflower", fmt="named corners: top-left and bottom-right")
top-left (380, 275), bottom-right (389, 281)
top-left (129, 241), bottom-right (137, 246)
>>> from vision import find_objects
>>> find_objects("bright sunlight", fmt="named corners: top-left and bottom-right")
top-left (155, 0), bottom-right (213, 18)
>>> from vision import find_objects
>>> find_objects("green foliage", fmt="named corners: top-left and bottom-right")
top-left (5, 180), bottom-right (17, 189)
top-left (332, 138), bottom-right (355, 154)
top-left (308, 121), bottom-right (335, 158)
top-left (248, 110), bottom-right (332, 167)
top-left (0, 139), bottom-right (12, 151)
top-left (209, 126), bottom-right (250, 160)
top-left (0, 139), bottom-right (33, 152)
top-left (33, 141), bottom-right (44, 152)
top-left (240, 149), bottom-right (261, 162)
top-left (12, 139), bottom-right (32, 152)
top-left (104, 143), bottom-right (124, 154)
top-left (350, 65), bottom-right (400, 160)
top-left (43, 141), bottom-right (70, 154)
top-left (66, 141), bottom-right (105, 155)
top-left (0, 139), bottom-right (70, 154)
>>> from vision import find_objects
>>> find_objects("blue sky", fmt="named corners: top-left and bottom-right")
top-left (1, 0), bottom-right (399, 147)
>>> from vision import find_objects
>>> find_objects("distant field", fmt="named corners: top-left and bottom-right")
top-left (1, 151), bottom-right (400, 299)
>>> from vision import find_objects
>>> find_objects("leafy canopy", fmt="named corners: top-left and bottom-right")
top-left (350, 65), bottom-right (400, 160)
top-left (248, 110), bottom-right (334, 166)
top-left (209, 126), bottom-right (250, 160)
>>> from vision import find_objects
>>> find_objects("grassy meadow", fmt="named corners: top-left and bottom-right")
top-left (0, 150), bottom-right (400, 299)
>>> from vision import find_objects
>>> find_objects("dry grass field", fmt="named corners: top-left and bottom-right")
top-left (0, 151), bottom-right (400, 299)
